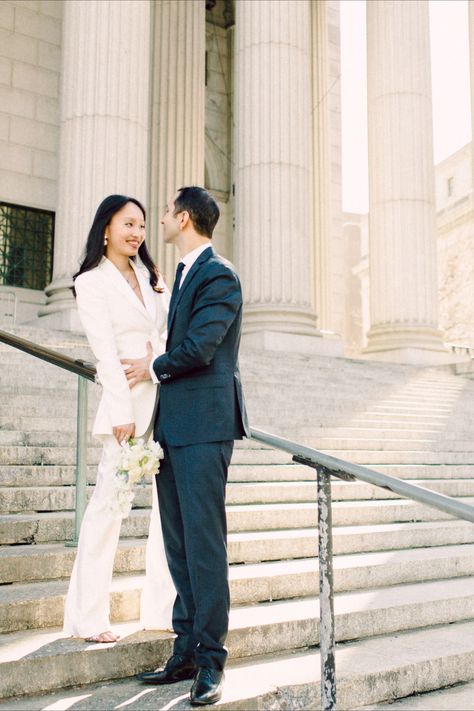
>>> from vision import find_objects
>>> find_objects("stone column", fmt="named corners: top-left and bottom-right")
top-left (469, 1), bottom-right (474, 189)
top-left (147, 0), bottom-right (205, 286)
top-left (365, 0), bottom-right (446, 363)
top-left (234, 0), bottom-right (319, 349)
top-left (311, 0), bottom-right (331, 331)
top-left (39, 0), bottom-right (151, 329)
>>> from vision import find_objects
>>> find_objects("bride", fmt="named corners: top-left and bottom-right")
top-left (63, 194), bottom-right (175, 643)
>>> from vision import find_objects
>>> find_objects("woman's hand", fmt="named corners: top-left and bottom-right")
top-left (113, 423), bottom-right (136, 445)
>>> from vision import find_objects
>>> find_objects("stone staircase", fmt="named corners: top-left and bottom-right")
top-left (1, 327), bottom-right (474, 708)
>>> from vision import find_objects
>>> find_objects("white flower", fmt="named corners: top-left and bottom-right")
top-left (108, 437), bottom-right (164, 519)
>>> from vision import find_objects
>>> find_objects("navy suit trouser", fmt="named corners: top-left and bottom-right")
top-left (155, 434), bottom-right (234, 671)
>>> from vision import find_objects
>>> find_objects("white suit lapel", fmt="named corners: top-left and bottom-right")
top-left (100, 257), bottom-right (150, 320)
top-left (131, 260), bottom-right (156, 322)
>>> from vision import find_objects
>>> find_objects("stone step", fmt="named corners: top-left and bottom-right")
top-left (0, 529), bottom-right (317, 584)
top-left (348, 417), bottom-right (462, 428)
top-left (3, 461), bottom-right (473, 488)
top-left (5, 418), bottom-right (474, 441)
top-left (248, 387), bottom-right (467, 400)
top-left (0, 374), bottom-right (82, 390)
top-left (3, 520), bottom-right (474, 585)
top-left (314, 437), bottom-right (474, 452)
top-left (352, 412), bottom-right (467, 423)
top-left (3, 409), bottom-right (469, 431)
top-left (249, 407), bottom-right (474, 422)
top-left (307, 426), bottom-right (474, 440)
top-left (324, 449), bottom-right (474, 464)
top-left (4, 544), bottom-right (474, 634)
top-left (244, 369), bottom-right (462, 384)
top-left (0, 415), bottom-right (91, 433)
top-left (5, 374), bottom-right (444, 394)
top-left (4, 494), bottom-right (473, 545)
top-left (0, 481), bottom-right (319, 514)
top-left (0, 444), bottom-right (294, 467)
top-left (0, 431), bottom-right (99, 448)
top-left (8, 430), bottom-right (474, 464)
top-left (10, 379), bottom-right (463, 408)
top-left (4, 380), bottom-right (465, 412)
top-left (0, 503), bottom-right (317, 545)
top-left (375, 464), bottom-right (474, 479)
top-left (0, 462), bottom-right (314, 486)
top-left (364, 680), bottom-right (474, 710)
top-left (250, 395), bottom-right (465, 409)
top-left (3, 587), bottom-right (474, 702)
top-left (3, 478), bottom-right (474, 514)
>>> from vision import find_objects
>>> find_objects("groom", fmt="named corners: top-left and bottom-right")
top-left (123, 186), bottom-right (249, 706)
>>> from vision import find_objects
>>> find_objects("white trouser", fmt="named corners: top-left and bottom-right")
top-left (63, 435), bottom-right (175, 638)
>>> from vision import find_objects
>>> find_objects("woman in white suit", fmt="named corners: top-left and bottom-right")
top-left (63, 194), bottom-right (175, 643)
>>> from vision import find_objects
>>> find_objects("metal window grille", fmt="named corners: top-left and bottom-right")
top-left (0, 202), bottom-right (54, 291)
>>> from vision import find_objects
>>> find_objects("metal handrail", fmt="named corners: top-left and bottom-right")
top-left (2, 329), bottom-right (474, 710)
top-left (0, 329), bottom-right (96, 381)
top-left (250, 428), bottom-right (474, 709)
top-left (250, 428), bottom-right (474, 523)
top-left (0, 329), bottom-right (95, 545)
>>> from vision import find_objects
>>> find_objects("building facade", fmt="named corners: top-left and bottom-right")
top-left (0, 0), bottom-right (472, 363)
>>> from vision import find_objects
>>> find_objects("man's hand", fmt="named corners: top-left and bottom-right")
top-left (121, 341), bottom-right (154, 389)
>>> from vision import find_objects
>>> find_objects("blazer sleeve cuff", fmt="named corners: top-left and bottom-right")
top-left (149, 354), bottom-right (159, 384)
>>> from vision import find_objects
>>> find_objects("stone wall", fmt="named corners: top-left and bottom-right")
top-left (0, 0), bottom-right (62, 212)
top-left (436, 144), bottom-right (474, 348)
top-left (438, 199), bottom-right (474, 348)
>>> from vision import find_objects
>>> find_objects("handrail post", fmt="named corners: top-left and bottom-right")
top-left (317, 466), bottom-right (336, 711)
top-left (66, 375), bottom-right (88, 547)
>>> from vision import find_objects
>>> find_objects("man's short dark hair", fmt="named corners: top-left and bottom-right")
top-left (174, 186), bottom-right (220, 238)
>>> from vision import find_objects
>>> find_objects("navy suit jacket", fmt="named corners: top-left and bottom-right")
top-left (153, 246), bottom-right (250, 446)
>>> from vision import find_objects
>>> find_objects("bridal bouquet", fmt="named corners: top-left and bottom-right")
top-left (109, 438), bottom-right (164, 518)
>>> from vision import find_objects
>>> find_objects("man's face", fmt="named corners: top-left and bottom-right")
top-left (161, 194), bottom-right (181, 244)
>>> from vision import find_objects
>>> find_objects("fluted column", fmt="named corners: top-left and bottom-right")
top-left (234, 0), bottom-right (318, 337)
top-left (365, 0), bottom-right (446, 362)
top-left (311, 0), bottom-right (331, 331)
top-left (147, 0), bottom-right (205, 286)
top-left (39, 0), bottom-right (151, 327)
top-left (469, 1), bottom-right (474, 190)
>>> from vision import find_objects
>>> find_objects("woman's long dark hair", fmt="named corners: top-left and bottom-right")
top-left (72, 194), bottom-right (163, 295)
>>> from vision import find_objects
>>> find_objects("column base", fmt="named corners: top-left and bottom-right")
top-left (243, 304), bottom-right (320, 336)
top-left (241, 329), bottom-right (344, 357)
top-left (34, 308), bottom-right (83, 332)
top-left (363, 325), bottom-right (457, 365)
top-left (36, 276), bottom-right (82, 331)
top-left (242, 305), bottom-right (343, 356)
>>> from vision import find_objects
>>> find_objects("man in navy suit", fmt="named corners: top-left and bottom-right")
top-left (123, 186), bottom-right (249, 706)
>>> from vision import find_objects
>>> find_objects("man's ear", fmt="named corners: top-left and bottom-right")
top-left (179, 211), bottom-right (190, 230)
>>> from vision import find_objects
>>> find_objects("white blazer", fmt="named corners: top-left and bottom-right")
top-left (74, 257), bottom-right (170, 439)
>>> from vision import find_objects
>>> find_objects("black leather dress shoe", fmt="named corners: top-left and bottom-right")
top-left (136, 654), bottom-right (197, 685)
top-left (190, 667), bottom-right (224, 706)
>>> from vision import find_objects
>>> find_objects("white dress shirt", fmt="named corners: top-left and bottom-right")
top-left (149, 242), bottom-right (212, 383)
top-left (178, 242), bottom-right (212, 287)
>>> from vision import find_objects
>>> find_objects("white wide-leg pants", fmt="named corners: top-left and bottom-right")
top-left (63, 435), bottom-right (175, 638)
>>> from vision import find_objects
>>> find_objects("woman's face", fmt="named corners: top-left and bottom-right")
top-left (105, 202), bottom-right (145, 260)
